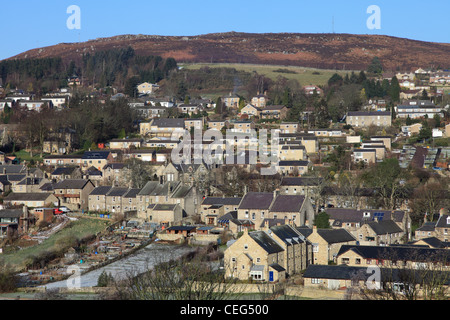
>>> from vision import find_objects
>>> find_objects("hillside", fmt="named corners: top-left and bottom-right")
top-left (6, 32), bottom-right (450, 72)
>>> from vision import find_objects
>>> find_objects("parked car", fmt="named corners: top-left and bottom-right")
top-left (59, 206), bottom-right (71, 213)
top-left (53, 208), bottom-right (63, 215)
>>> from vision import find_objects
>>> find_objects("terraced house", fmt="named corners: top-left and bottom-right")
top-left (52, 179), bottom-right (95, 211)
top-left (224, 224), bottom-right (311, 282)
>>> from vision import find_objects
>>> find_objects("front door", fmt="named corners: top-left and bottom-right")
top-left (269, 271), bottom-right (274, 282)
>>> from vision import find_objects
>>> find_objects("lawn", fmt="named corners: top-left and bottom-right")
top-left (11, 150), bottom-right (49, 164)
top-left (180, 62), bottom-right (352, 87)
top-left (1, 217), bottom-right (110, 272)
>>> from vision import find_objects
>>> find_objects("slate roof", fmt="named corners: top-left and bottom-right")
top-left (82, 151), bottom-right (111, 160)
top-left (4, 192), bottom-right (55, 201)
top-left (90, 186), bottom-right (113, 196)
top-left (53, 179), bottom-right (91, 190)
top-left (337, 245), bottom-right (450, 263)
top-left (217, 211), bottom-right (238, 223)
top-left (0, 209), bottom-right (23, 218)
top-left (326, 208), bottom-right (404, 226)
top-left (152, 118), bottom-right (185, 128)
top-left (317, 228), bottom-right (356, 244)
top-left (278, 160), bottom-right (309, 166)
top-left (269, 225), bottom-right (305, 245)
top-left (411, 237), bottom-right (447, 249)
top-left (249, 231), bottom-right (284, 254)
top-left (415, 222), bottom-right (436, 232)
top-left (0, 165), bottom-right (26, 174)
top-left (51, 167), bottom-right (78, 175)
top-left (436, 214), bottom-right (450, 228)
top-left (107, 187), bottom-right (130, 197)
top-left (239, 192), bottom-right (274, 210)
top-left (270, 195), bottom-right (305, 212)
top-left (280, 177), bottom-right (323, 186)
top-left (364, 220), bottom-right (403, 235)
top-left (202, 197), bottom-right (243, 207)
top-left (123, 188), bottom-right (141, 198)
top-left (152, 204), bottom-right (178, 211)
top-left (303, 264), bottom-right (368, 280)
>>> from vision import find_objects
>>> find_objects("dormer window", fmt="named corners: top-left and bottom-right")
top-left (363, 212), bottom-right (371, 218)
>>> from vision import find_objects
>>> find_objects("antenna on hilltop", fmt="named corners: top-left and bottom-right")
top-left (332, 16), bottom-right (335, 34)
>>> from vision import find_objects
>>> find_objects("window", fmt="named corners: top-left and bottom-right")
top-left (244, 244), bottom-right (248, 250)
top-left (313, 243), bottom-right (319, 253)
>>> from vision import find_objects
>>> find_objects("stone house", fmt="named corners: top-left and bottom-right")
top-left (224, 229), bottom-right (286, 282)
top-left (147, 203), bottom-right (183, 226)
top-left (415, 210), bottom-right (450, 242)
top-left (297, 226), bottom-right (357, 265)
top-left (224, 224), bottom-right (310, 282)
top-left (240, 104), bottom-right (261, 118)
top-left (200, 196), bottom-right (242, 225)
top-left (269, 194), bottom-right (315, 227)
top-left (50, 167), bottom-right (83, 181)
top-left (52, 179), bottom-right (95, 210)
top-left (352, 149), bottom-right (377, 165)
top-left (277, 160), bottom-right (310, 176)
top-left (346, 111), bottom-right (392, 127)
top-left (82, 151), bottom-right (114, 171)
top-left (336, 245), bottom-right (450, 270)
top-left (237, 192), bottom-right (275, 230)
top-left (88, 186), bottom-right (113, 212)
top-left (136, 181), bottom-right (201, 222)
top-left (326, 208), bottom-right (411, 242)
top-left (259, 105), bottom-right (288, 120)
top-left (354, 219), bottom-right (405, 246)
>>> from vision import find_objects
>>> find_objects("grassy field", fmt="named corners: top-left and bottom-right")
top-left (180, 62), bottom-right (353, 87)
top-left (1, 217), bottom-right (110, 272)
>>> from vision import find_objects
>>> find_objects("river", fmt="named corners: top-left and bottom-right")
top-left (42, 242), bottom-right (194, 289)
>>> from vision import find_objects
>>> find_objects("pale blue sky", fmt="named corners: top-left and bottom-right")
top-left (1, 0), bottom-right (449, 60)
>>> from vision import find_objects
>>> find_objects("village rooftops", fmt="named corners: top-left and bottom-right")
top-left (248, 230), bottom-right (284, 254)
top-left (239, 192), bottom-right (274, 210)
top-left (53, 179), bottom-right (92, 189)
top-left (270, 195), bottom-right (305, 213)
top-left (82, 151), bottom-right (111, 160)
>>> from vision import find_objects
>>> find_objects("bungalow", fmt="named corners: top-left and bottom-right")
top-left (109, 138), bottom-right (143, 150)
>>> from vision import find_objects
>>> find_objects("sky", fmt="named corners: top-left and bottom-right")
top-left (1, 0), bottom-right (449, 61)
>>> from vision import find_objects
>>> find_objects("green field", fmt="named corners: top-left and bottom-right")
top-left (180, 63), bottom-right (354, 87)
